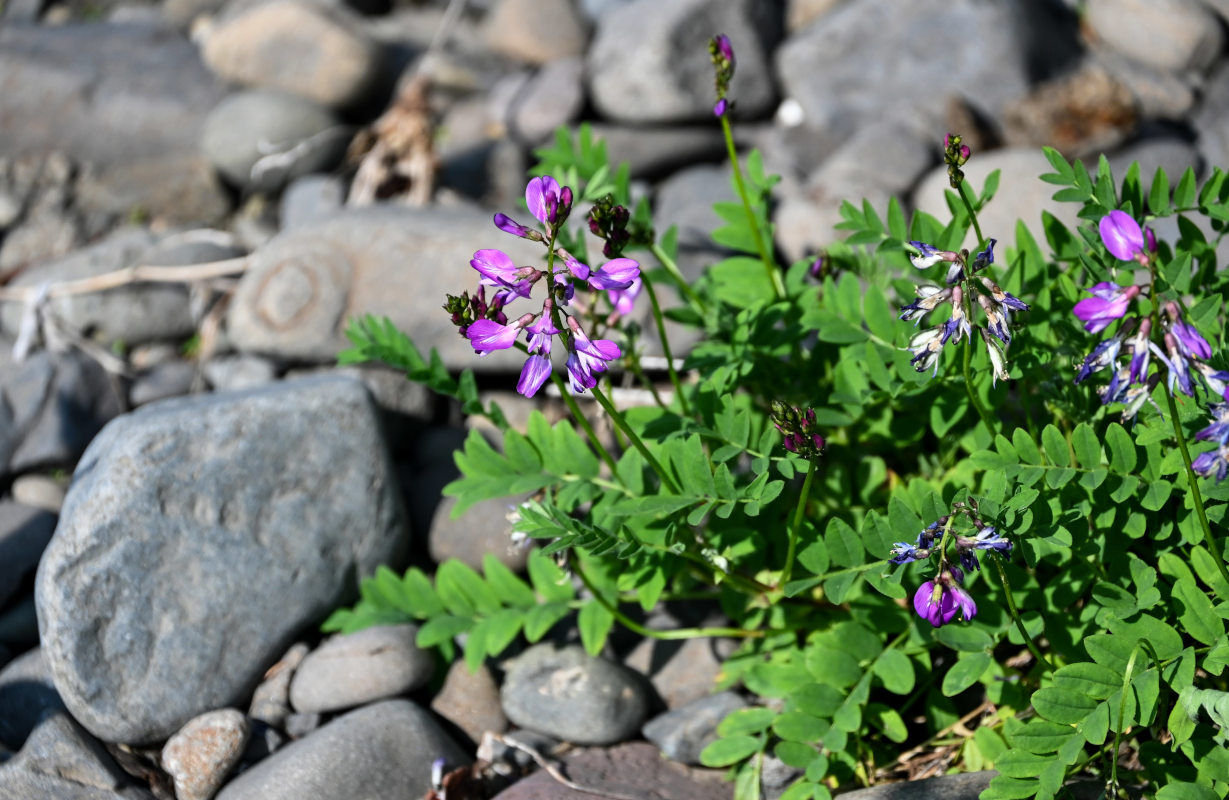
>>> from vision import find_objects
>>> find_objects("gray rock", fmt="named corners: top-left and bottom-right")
top-left (203, 355), bottom-right (278, 392)
top-left (225, 205), bottom-right (543, 366)
top-left (279, 174), bottom-right (345, 229)
top-left (201, 0), bottom-right (388, 109)
top-left (777, 0), bottom-right (1030, 140)
top-left (1192, 61), bottom-right (1229, 171)
top-left (589, 0), bottom-right (781, 123)
top-left (248, 642), bottom-right (309, 728)
top-left (430, 660), bottom-right (508, 745)
top-left (163, 0), bottom-right (227, 29)
top-left (215, 699), bottom-right (469, 800)
top-left (490, 741), bottom-right (732, 800)
top-left (281, 712), bottom-right (322, 740)
top-left (35, 375), bottom-right (410, 744)
top-left (500, 643), bottom-right (650, 745)
top-left (1093, 48), bottom-right (1200, 120)
top-left (1084, 0), bottom-right (1222, 74)
top-left (654, 163), bottom-right (735, 275)
top-left (0, 648), bottom-right (67, 751)
top-left (201, 90), bottom-right (351, 193)
top-left (836, 771), bottom-right (996, 799)
top-left (239, 720), bottom-right (285, 764)
top-left (786, 0), bottom-right (843, 32)
top-left (623, 635), bottom-right (726, 710)
top-left (1000, 59), bottom-right (1139, 158)
top-left (760, 754), bottom-right (801, 800)
top-left (1106, 137), bottom-right (1202, 189)
top-left (429, 494), bottom-right (531, 573)
top-left (0, 502), bottom-right (57, 608)
top-left (0, 350), bottom-right (125, 477)
top-left (0, 152), bottom-right (85, 273)
top-left (10, 474), bottom-right (68, 512)
top-left (129, 360), bottom-right (197, 407)
top-left (0, 711), bottom-right (155, 799)
top-left (588, 124), bottom-right (727, 179)
top-left (2, 0), bottom-right (48, 23)
top-left (508, 57), bottom-right (586, 145)
top-left (911, 147), bottom-right (1084, 254)
top-left (161, 709), bottom-right (249, 800)
top-left (0, 227), bottom-right (196, 347)
top-left (482, 0), bottom-right (589, 65)
top-left (643, 691), bottom-right (746, 765)
top-left (289, 624), bottom-right (435, 714)
top-left (74, 153), bottom-right (233, 228)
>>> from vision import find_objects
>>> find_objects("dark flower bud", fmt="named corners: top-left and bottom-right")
top-left (771, 401), bottom-right (826, 460)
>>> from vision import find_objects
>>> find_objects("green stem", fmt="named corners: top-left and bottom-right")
top-left (649, 243), bottom-right (706, 312)
top-left (719, 115), bottom-right (784, 300)
top-left (590, 384), bottom-right (681, 495)
top-left (624, 358), bottom-right (666, 410)
top-left (963, 335), bottom-right (997, 440)
top-left (988, 552), bottom-right (1054, 673)
top-left (957, 181), bottom-right (985, 250)
top-left (639, 277), bottom-right (691, 417)
top-left (779, 460), bottom-right (817, 588)
top-left (552, 371), bottom-right (619, 476)
top-left (570, 554), bottom-right (765, 639)
top-left (1161, 382), bottom-right (1229, 593)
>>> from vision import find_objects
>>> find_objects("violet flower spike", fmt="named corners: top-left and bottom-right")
top-left (1193, 447), bottom-right (1229, 481)
top-left (714, 33), bottom-right (734, 65)
top-left (1099, 210), bottom-right (1149, 263)
top-left (913, 577), bottom-right (977, 628)
top-left (1072, 282), bottom-right (1140, 333)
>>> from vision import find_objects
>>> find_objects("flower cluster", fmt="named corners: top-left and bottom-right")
top-left (888, 500), bottom-right (1010, 628)
top-left (901, 236), bottom-right (1029, 383)
top-left (1193, 400), bottom-right (1229, 481)
top-left (448, 176), bottom-right (643, 397)
top-left (709, 34), bottom-right (735, 118)
top-left (1073, 211), bottom-right (1228, 422)
top-left (771, 401), bottom-right (826, 460)
top-left (943, 132), bottom-right (971, 189)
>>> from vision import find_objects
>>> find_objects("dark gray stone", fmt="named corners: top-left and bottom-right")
top-left (0, 228), bottom-right (197, 347)
top-left (202, 355), bottom-right (277, 393)
top-left (0, 711), bottom-right (156, 799)
top-left (587, 125), bottom-right (728, 180)
top-left (643, 691), bottom-right (746, 765)
top-left (129, 360), bottom-right (197, 407)
top-left (226, 206), bottom-right (543, 367)
top-left (201, 90), bottom-right (351, 192)
top-left (1084, 0), bottom-right (1222, 74)
top-left (215, 700), bottom-right (469, 800)
top-left (623, 635), bottom-right (727, 710)
top-left (508, 57), bottom-right (586, 145)
top-left (588, 0), bottom-right (781, 123)
top-left (279, 174), bottom-right (345, 229)
top-left (0, 350), bottom-right (125, 477)
top-left (288, 624), bottom-right (435, 714)
top-left (777, 0), bottom-right (1030, 141)
top-left (429, 494), bottom-right (531, 573)
top-left (0, 648), bottom-right (67, 751)
top-left (35, 375), bottom-right (410, 744)
top-left (0, 502), bottom-right (57, 608)
top-left (836, 771), bottom-right (997, 799)
top-left (500, 643), bottom-right (650, 746)
top-left (481, 0), bottom-right (589, 65)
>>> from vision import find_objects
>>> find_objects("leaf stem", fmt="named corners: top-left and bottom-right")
top-left (589, 384), bottom-right (681, 494)
top-left (719, 115), bottom-right (784, 300)
top-left (649, 242), bottom-right (706, 311)
top-left (988, 552), bottom-right (1054, 673)
top-left (779, 460), bottom-right (817, 588)
top-left (957, 181), bottom-right (985, 251)
top-left (639, 276), bottom-right (691, 417)
top-left (963, 334), bottom-right (997, 440)
top-left (551, 371), bottom-right (619, 476)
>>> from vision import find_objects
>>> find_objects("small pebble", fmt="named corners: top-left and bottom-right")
top-left (161, 708), bottom-right (250, 800)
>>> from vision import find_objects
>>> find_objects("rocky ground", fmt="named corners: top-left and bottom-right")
top-left (1, 0), bottom-right (1228, 798)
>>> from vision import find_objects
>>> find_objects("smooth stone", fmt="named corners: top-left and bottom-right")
top-left (623, 635), bottom-right (726, 710)
top-left (0, 502), bottom-right (57, 609)
top-left (202, 355), bottom-right (278, 392)
top-left (0, 227), bottom-right (196, 347)
top-left (1093, 48), bottom-right (1199, 120)
top-left (587, 124), bottom-right (727, 179)
top-left (642, 691), bottom-right (746, 765)
top-left (508, 57), bottom-right (585, 144)
top-left (1106, 137), bottom-right (1201, 189)
top-left (837, 771), bottom-right (997, 799)
top-left (490, 741), bottom-right (731, 800)
top-left (0, 711), bottom-right (155, 799)
top-left (10, 475), bottom-right (66, 512)
top-left (1192, 61), bottom-right (1229, 171)
top-left (482, 0), bottom-right (589, 65)
top-left (654, 163), bottom-right (735, 277)
top-left (201, 90), bottom-right (350, 192)
top-left (0, 350), bottom-right (125, 477)
top-left (35, 375), bottom-right (410, 744)
top-left (777, 0), bottom-right (1032, 139)
top-left (129, 360), bottom-right (197, 407)
top-left (500, 643), bottom-right (650, 746)
top-left (215, 700), bottom-right (469, 800)
top-left (912, 147), bottom-right (1084, 253)
top-left (429, 494), bottom-right (531, 573)
top-left (226, 205), bottom-right (543, 366)
top-left (74, 152), bottom-right (233, 228)
top-left (289, 624), bottom-right (435, 714)
top-left (589, 0), bottom-right (781, 123)
top-left (1084, 0), bottom-right (1222, 74)
top-left (161, 709), bottom-right (249, 800)
top-left (282, 712), bottom-right (322, 740)
top-left (279, 174), bottom-right (346, 229)
top-left (201, 0), bottom-right (388, 109)
top-left (249, 642), bottom-right (309, 728)
top-left (0, 648), bottom-right (67, 751)
top-left (430, 660), bottom-right (508, 745)
top-left (0, 152), bottom-right (84, 272)
top-left (786, 0), bottom-right (843, 32)
top-left (1000, 60), bottom-right (1138, 157)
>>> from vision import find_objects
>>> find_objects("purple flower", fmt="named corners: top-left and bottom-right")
top-left (1195, 363), bottom-right (1229, 398)
top-left (1074, 330), bottom-right (1125, 385)
top-left (713, 98), bottom-right (728, 118)
top-left (1099, 210), bottom-right (1149, 262)
top-left (1072, 282), bottom-right (1140, 333)
top-left (1162, 333), bottom-right (1196, 397)
top-left (608, 277), bottom-right (642, 315)
top-left (493, 213), bottom-right (540, 241)
top-left (471, 248), bottom-right (525, 286)
top-left (913, 578), bottom-right (977, 628)
top-left (979, 277), bottom-right (1029, 312)
top-left (714, 33), bottom-right (734, 66)
top-left (889, 542), bottom-right (928, 565)
top-left (588, 257), bottom-right (640, 291)
top-left (909, 327), bottom-right (945, 376)
top-left (1128, 318), bottom-right (1151, 384)
top-left (1193, 446), bottom-right (1229, 481)
top-left (525, 308), bottom-right (558, 356)
top-left (526, 176), bottom-right (564, 226)
top-left (970, 239), bottom-right (997, 272)
top-left (1172, 320), bottom-right (1211, 361)
top-left (1195, 402), bottom-right (1229, 447)
top-left (908, 241), bottom-right (959, 270)
top-left (466, 314), bottom-right (532, 355)
top-left (564, 317), bottom-right (621, 393)
top-left (899, 286), bottom-right (951, 325)
top-left (517, 354), bottom-right (552, 397)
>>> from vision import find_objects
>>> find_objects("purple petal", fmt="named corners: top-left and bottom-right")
top-left (589, 258), bottom-right (640, 291)
top-left (1173, 320), bottom-right (1211, 360)
top-left (1099, 211), bottom-right (1145, 261)
top-left (517, 355), bottom-right (552, 397)
top-left (470, 249), bottom-right (519, 283)
top-left (525, 176), bottom-right (560, 225)
top-left (466, 319), bottom-right (520, 354)
top-left (608, 277), bottom-right (642, 314)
